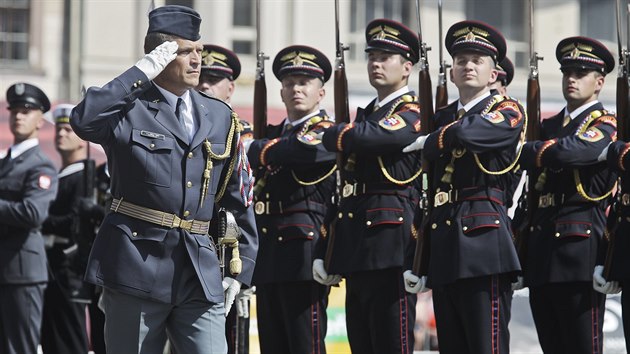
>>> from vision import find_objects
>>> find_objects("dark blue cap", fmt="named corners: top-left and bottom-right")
top-left (446, 20), bottom-right (506, 63)
top-left (273, 45), bottom-right (332, 82)
top-left (202, 45), bottom-right (241, 80)
top-left (556, 36), bottom-right (615, 75)
top-left (147, 5), bottom-right (201, 41)
top-left (6, 82), bottom-right (51, 113)
top-left (365, 19), bottom-right (419, 64)
top-left (497, 57), bottom-right (514, 86)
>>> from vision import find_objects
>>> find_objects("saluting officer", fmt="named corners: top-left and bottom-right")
top-left (519, 37), bottom-right (616, 354)
top-left (70, 5), bottom-right (258, 353)
top-left (247, 45), bottom-right (336, 354)
top-left (0, 83), bottom-right (58, 354)
top-left (196, 43), bottom-right (253, 354)
top-left (314, 19), bottom-right (423, 354)
top-left (40, 104), bottom-right (92, 354)
top-left (404, 20), bottom-right (525, 353)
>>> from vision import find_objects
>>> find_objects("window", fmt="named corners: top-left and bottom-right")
top-left (348, 0), bottom-right (416, 61)
top-left (232, 0), bottom-right (255, 56)
top-left (0, 0), bottom-right (30, 68)
top-left (465, 0), bottom-right (528, 68)
top-left (581, 0), bottom-right (615, 43)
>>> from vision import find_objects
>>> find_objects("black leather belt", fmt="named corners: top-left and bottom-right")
top-left (340, 182), bottom-right (416, 199)
top-left (253, 199), bottom-right (327, 215)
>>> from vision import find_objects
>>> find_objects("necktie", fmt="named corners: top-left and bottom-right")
top-left (281, 123), bottom-right (293, 135)
top-left (175, 98), bottom-right (184, 125)
top-left (562, 114), bottom-right (571, 127)
top-left (457, 108), bottom-right (466, 119)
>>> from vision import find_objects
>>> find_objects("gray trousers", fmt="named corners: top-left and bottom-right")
top-left (0, 283), bottom-right (46, 354)
top-left (101, 287), bottom-right (227, 354)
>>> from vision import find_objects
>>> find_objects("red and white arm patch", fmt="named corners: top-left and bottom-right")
top-left (578, 127), bottom-right (605, 142)
top-left (379, 114), bottom-right (407, 131)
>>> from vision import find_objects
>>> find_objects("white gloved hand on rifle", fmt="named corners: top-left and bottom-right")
top-left (402, 135), bottom-right (428, 153)
top-left (403, 270), bottom-right (428, 293)
top-left (222, 277), bottom-right (242, 316)
top-left (135, 41), bottom-right (179, 81)
top-left (593, 265), bottom-right (621, 294)
top-left (312, 259), bottom-right (342, 286)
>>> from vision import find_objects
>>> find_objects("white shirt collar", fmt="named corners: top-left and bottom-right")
top-left (564, 100), bottom-right (599, 121)
top-left (285, 110), bottom-right (320, 128)
top-left (374, 86), bottom-right (410, 108)
top-left (58, 161), bottom-right (85, 178)
top-left (154, 84), bottom-right (195, 140)
top-left (458, 91), bottom-right (492, 112)
top-left (9, 138), bottom-right (39, 159)
top-left (154, 84), bottom-right (192, 111)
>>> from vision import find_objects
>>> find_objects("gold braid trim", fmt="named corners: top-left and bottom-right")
top-left (572, 110), bottom-right (616, 202)
top-left (376, 95), bottom-right (422, 185)
top-left (291, 165), bottom-right (337, 186)
top-left (473, 95), bottom-right (526, 176)
top-left (378, 156), bottom-right (422, 185)
top-left (214, 111), bottom-right (240, 204)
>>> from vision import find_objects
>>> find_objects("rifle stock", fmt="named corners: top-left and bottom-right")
top-left (411, 0), bottom-right (435, 276)
top-left (253, 0), bottom-right (267, 139)
top-left (324, 0), bottom-right (350, 271)
top-left (604, 0), bottom-right (630, 278)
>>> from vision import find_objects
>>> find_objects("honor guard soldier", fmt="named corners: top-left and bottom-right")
top-left (196, 43), bottom-right (253, 354)
top-left (70, 5), bottom-right (258, 353)
top-left (600, 140), bottom-right (630, 350)
top-left (40, 104), bottom-right (92, 354)
top-left (518, 37), bottom-right (616, 354)
top-left (314, 19), bottom-right (423, 354)
top-left (247, 45), bottom-right (336, 354)
top-left (491, 56), bottom-right (514, 96)
top-left (0, 83), bottom-right (58, 354)
top-left (404, 20), bottom-right (525, 353)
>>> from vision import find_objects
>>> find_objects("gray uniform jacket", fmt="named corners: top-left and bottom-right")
top-left (0, 145), bottom-right (58, 284)
top-left (70, 66), bottom-right (258, 304)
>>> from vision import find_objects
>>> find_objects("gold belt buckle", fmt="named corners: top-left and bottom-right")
top-left (254, 201), bottom-right (266, 215)
top-left (179, 219), bottom-right (193, 231)
top-left (622, 194), bottom-right (630, 206)
top-left (434, 191), bottom-right (449, 207)
top-left (538, 194), bottom-right (554, 208)
top-left (342, 183), bottom-right (355, 198)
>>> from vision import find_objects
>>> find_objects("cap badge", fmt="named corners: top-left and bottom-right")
top-left (15, 83), bottom-right (25, 96)
top-left (570, 47), bottom-right (580, 59)
top-left (293, 55), bottom-right (304, 66)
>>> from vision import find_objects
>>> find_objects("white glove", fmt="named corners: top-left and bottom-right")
top-left (597, 143), bottom-right (610, 162)
top-left (593, 265), bottom-right (621, 294)
top-left (222, 277), bottom-right (242, 316)
top-left (402, 135), bottom-right (428, 153)
top-left (511, 276), bottom-right (524, 291)
top-left (403, 270), bottom-right (428, 293)
top-left (134, 41), bottom-right (179, 81)
top-left (312, 259), bottom-right (342, 286)
top-left (235, 286), bottom-right (255, 318)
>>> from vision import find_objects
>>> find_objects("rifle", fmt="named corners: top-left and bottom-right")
top-left (435, 0), bottom-right (450, 110)
top-left (515, 0), bottom-right (543, 264)
top-left (604, 0), bottom-right (630, 278)
top-left (412, 0), bottom-right (435, 276)
top-left (324, 0), bottom-right (350, 271)
top-left (252, 0), bottom-right (268, 139)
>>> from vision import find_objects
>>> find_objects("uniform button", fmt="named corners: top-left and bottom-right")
top-left (265, 193), bottom-right (270, 198)
top-left (398, 217), bottom-right (404, 222)
top-left (188, 152), bottom-right (194, 159)
top-left (529, 226), bottom-right (535, 232)
top-left (495, 220), bottom-right (500, 225)
top-left (432, 223), bottom-right (437, 229)
top-left (132, 232), bottom-right (138, 237)
top-left (555, 232), bottom-right (560, 237)
top-left (366, 221), bottom-right (372, 226)
top-left (338, 212), bottom-right (343, 219)
top-left (308, 231), bottom-right (314, 237)
top-left (149, 143), bottom-right (155, 149)
top-left (186, 181), bottom-right (193, 188)
top-left (261, 227), bottom-right (267, 234)
top-left (462, 226), bottom-right (468, 232)
top-left (586, 229), bottom-right (591, 234)
top-left (445, 220), bottom-right (451, 226)
top-left (278, 236), bottom-right (283, 241)
top-left (183, 210), bottom-right (190, 217)
top-left (348, 212), bottom-right (354, 218)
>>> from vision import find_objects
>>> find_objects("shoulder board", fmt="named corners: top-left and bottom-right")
top-left (591, 109), bottom-right (617, 128)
